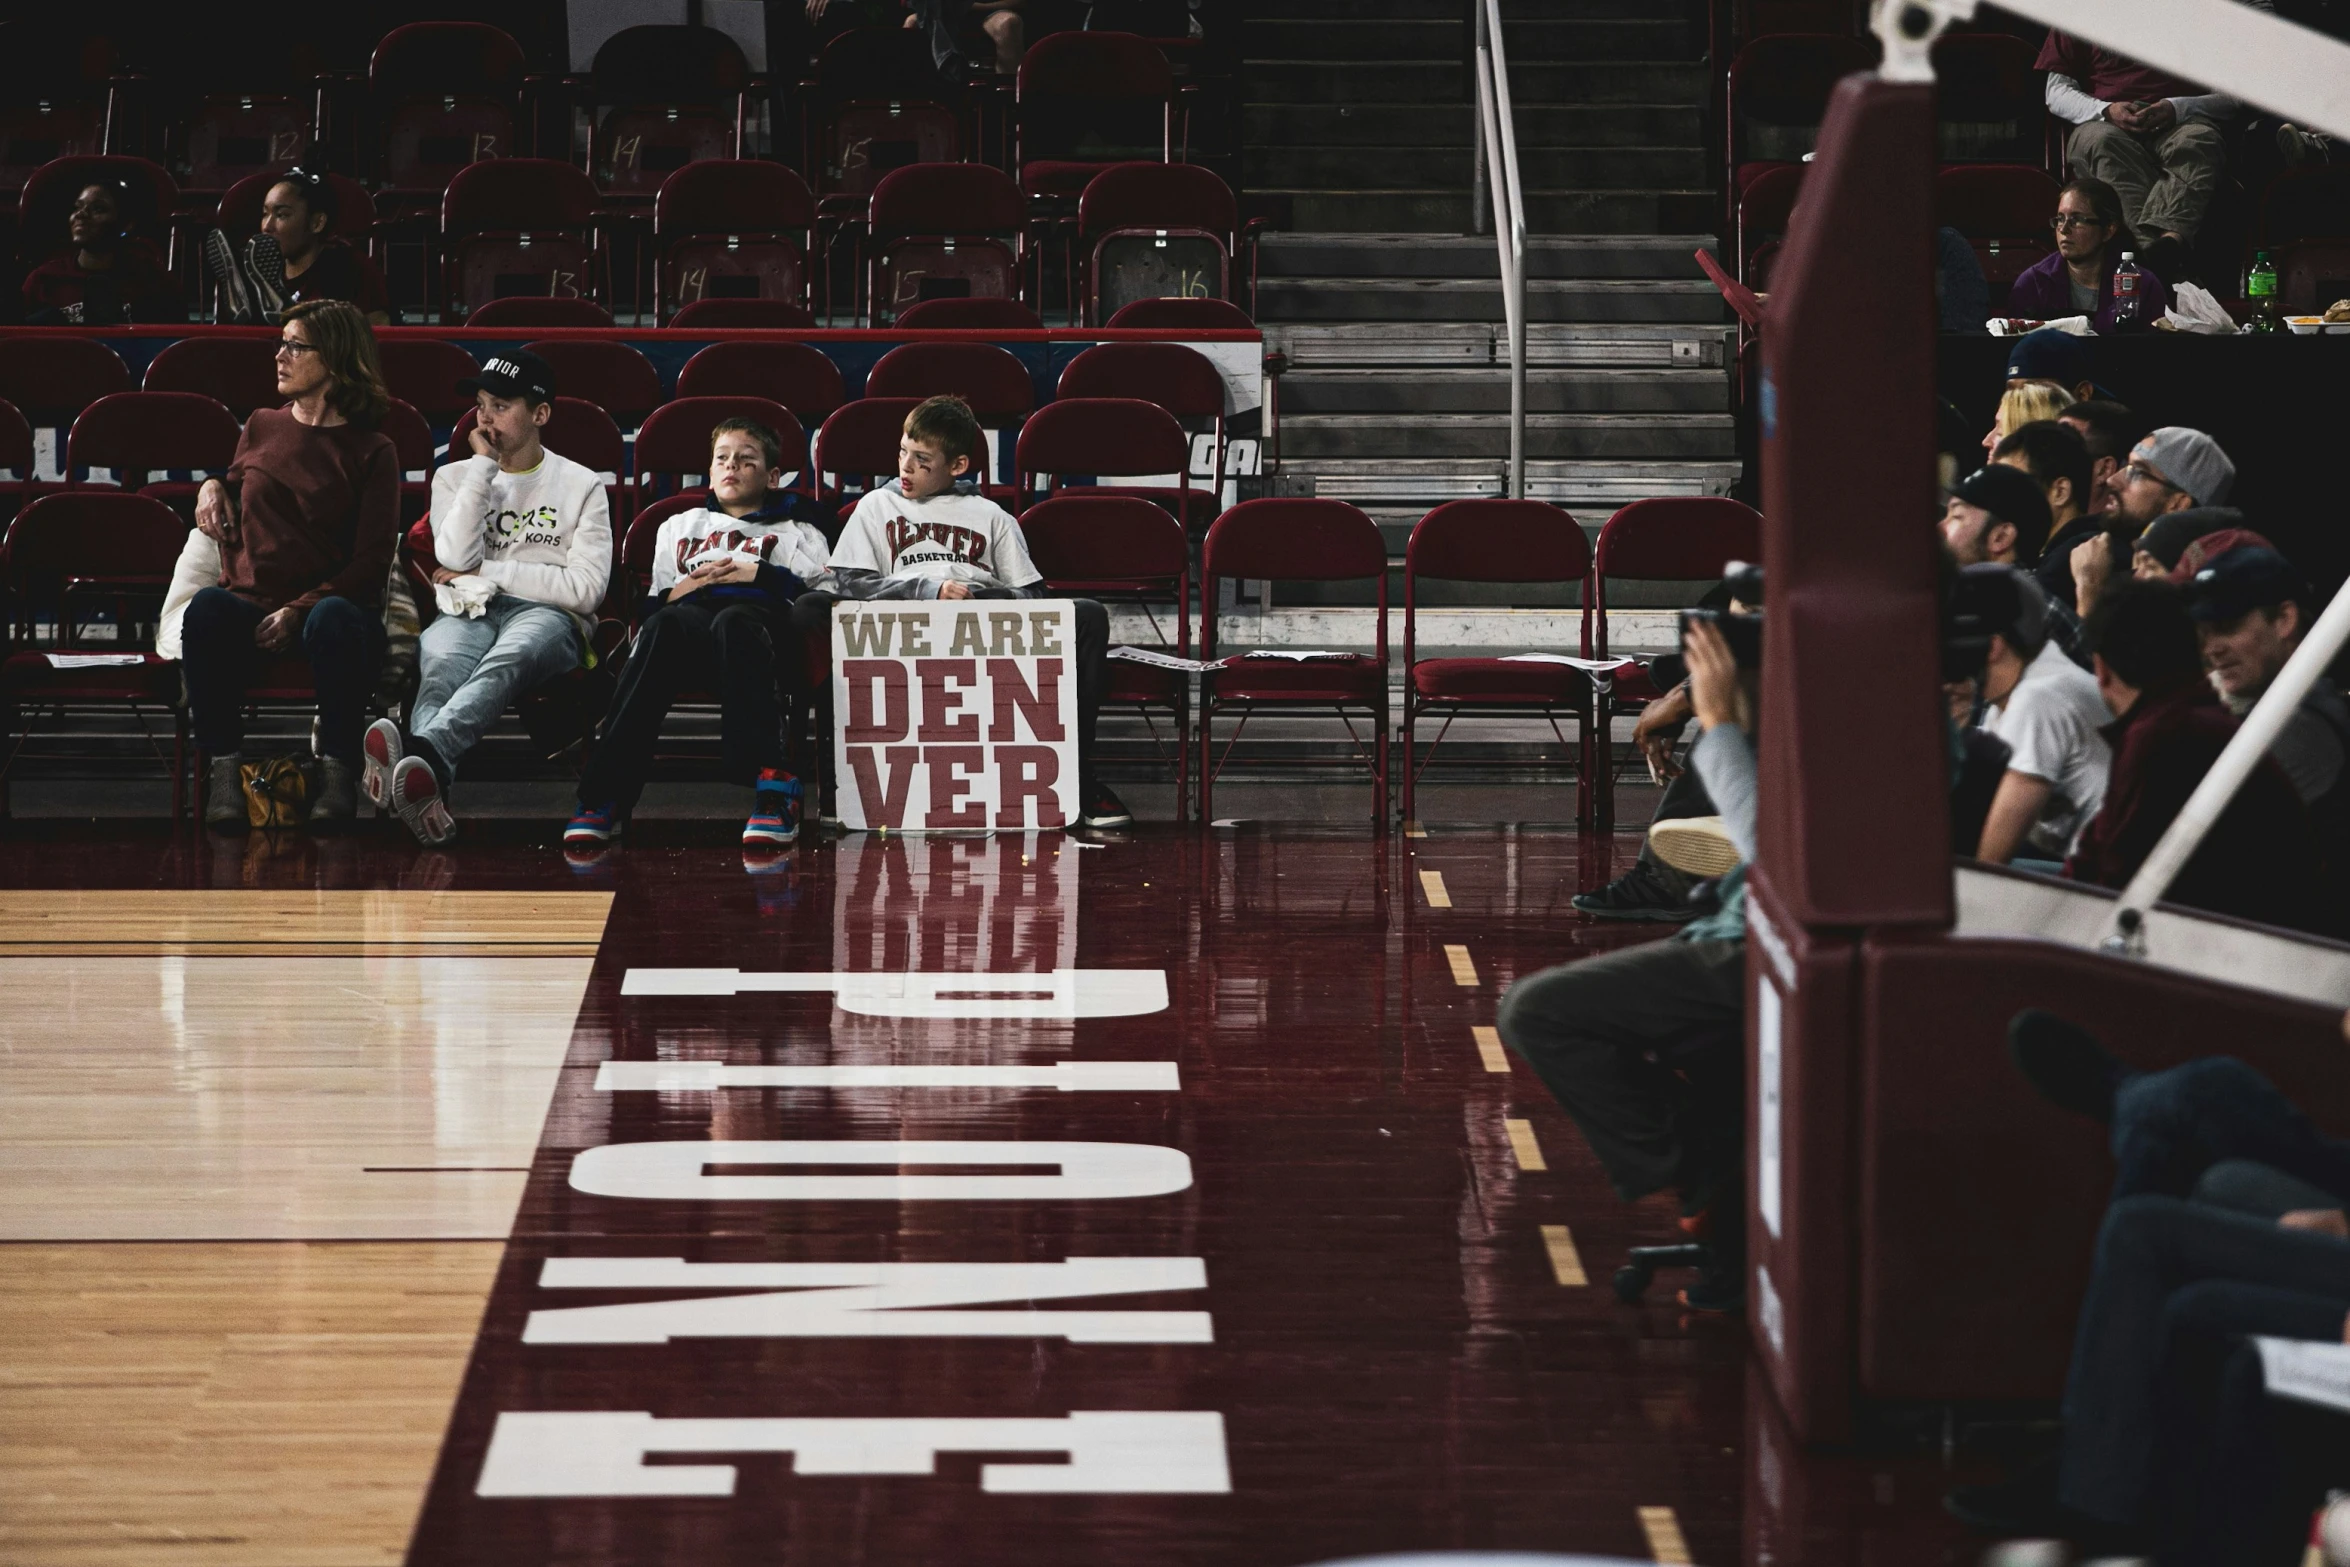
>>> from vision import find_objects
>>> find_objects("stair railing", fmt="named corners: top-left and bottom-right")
top-left (1469, 0), bottom-right (1529, 498)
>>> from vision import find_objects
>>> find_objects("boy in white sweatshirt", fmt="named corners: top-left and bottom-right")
top-left (566, 416), bottom-right (831, 853)
top-left (363, 348), bottom-right (611, 845)
top-left (798, 394), bottom-right (1128, 828)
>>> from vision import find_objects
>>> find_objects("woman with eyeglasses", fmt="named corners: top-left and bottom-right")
top-left (182, 299), bottom-right (401, 832)
top-left (2006, 177), bottom-right (2171, 334)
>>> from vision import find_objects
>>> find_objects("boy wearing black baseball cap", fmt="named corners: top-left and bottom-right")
top-left (363, 346), bottom-right (612, 844)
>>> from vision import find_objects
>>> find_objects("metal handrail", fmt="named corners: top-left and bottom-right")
top-left (1470, 0), bottom-right (1528, 499)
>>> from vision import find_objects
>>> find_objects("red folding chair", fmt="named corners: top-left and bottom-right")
top-left (653, 159), bottom-right (816, 324)
top-left (17, 155), bottom-right (184, 272)
top-left (441, 158), bottom-right (603, 324)
top-left (382, 398), bottom-right (434, 522)
top-left (1935, 164), bottom-right (2059, 308)
top-left (804, 28), bottom-right (966, 225)
top-left (632, 395), bottom-right (804, 512)
top-left (370, 21), bottom-right (526, 209)
top-left (676, 341), bottom-right (847, 426)
top-left (449, 396), bottom-right (628, 522)
top-left (0, 26), bottom-right (107, 211)
top-left (1021, 493), bottom-right (1192, 816)
top-left (0, 490), bottom-right (188, 815)
top-left (377, 338), bottom-right (489, 426)
top-left (866, 162), bottom-right (1027, 325)
top-left (814, 396), bottom-right (920, 518)
top-left (866, 340), bottom-right (1033, 495)
top-left (1197, 499), bottom-right (1389, 825)
top-left (1931, 32), bottom-right (2044, 165)
top-left (1401, 500), bottom-right (1595, 828)
top-left (1058, 341), bottom-right (1224, 509)
top-left (523, 339), bottom-right (663, 427)
top-left (1737, 162), bottom-right (1806, 289)
top-left (468, 297), bottom-right (614, 327)
top-left (1105, 296), bottom-right (1253, 330)
top-left (142, 335), bottom-right (283, 419)
top-left (1725, 35), bottom-right (1878, 238)
top-left (1016, 396), bottom-right (1203, 533)
top-left (0, 397), bottom-right (31, 521)
top-left (894, 296), bottom-right (1045, 329)
top-left (178, 98), bottom-right (313, 208)
top-left (668, 297), bottom-right (816, 329)
top-left (1587, 497), bottom-right (1763, 827)
top-left (0, 337), bottom-right (133, 455)
top-left (582, 27), bottom-right (754, 206)
top-left (1016, 32), bottom-right (1176, 203)
top-left (64, 391), bottom-right (242, 521)
top-left (1077, 161), bottom-right (1237, 325)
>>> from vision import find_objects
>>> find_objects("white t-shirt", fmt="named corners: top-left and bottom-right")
top-left (647, 506), bottom-right (830, 596)
top-left (430, 451), bottom-right (613, 621)
top-left (1982, 639), bottom-right (2114, 855)
top-left (831, 483), bottom-right (1041, 595)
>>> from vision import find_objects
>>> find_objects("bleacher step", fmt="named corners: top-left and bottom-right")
top-left (1243, 18), bottom-right (1693, 61)
top-left (1256, 276), bottom-right (1725, 324)
top-left (1294, 458), bottom-right (1744, 509)
top-left (1282, 366), bottom-right (1727, 414)
top-left (1261, 189), bottom-right (1720, 236)
top-left (1248, 144), bottom-right (1709, 191)
top-left (1244, 103), bottom-right (1703, 152)
top-left (1257, 233), bottom-right (1712, 281)
top-left (1281, 411), bottom-right (1736, 460)
top-left (1266, 321), bottom-right (1733, 369)
top-left (1243, 60), bottom-right (1709, 107)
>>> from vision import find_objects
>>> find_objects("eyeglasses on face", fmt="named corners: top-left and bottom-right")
top-left (2051, 212), bottom-right (2110, 232)
top-left (2122, 461), bottom-right (2176, 489)
top-left (275, 339), bottom-right (319, 358)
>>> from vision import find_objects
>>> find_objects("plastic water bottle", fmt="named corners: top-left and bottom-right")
top-left (2112, 251), bottom-right (2144, 330)
top-left (2249, 249), bottom-right (2282, 332)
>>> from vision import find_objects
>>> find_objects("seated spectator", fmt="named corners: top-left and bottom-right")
top-left (808, 0), bottom-right (1025, 75)
top-left (793, 394), bottom-right (1129, 829)
top-left (2006, 178), bottom-right (2172, 332)
top-left (22, 180), bottom-right (183, 324)
top-left (565, 418), bottom-right (832, 857)
top-left (364, 349), bottom-right (611, 846)
top-left (1993, 420), bottom-right (2098, 615)
top-left (2185, 544), bottom-right (2350, 870)
top-left (2004, 328), bottom-right (2102, 406)
top-left (1940, 462), bottom-right (2054, 570)
top-left (2065, 579), bottom-right (2321, 930)
top-left (2058, 399), bottom-right (2149, 517)
top-left (1974, 571), bottom-right (2112, 866)
top-left (2035, 7), bottom-right (2277, 276)
top-left (207, 167), bottom-right (390, 326)
top-left (1571, 678), bottom-right (1706, 923)
top-left (1981, 378), bottom-right (2075, 458)
top-left (183, 300), bottom-right (400, 832)
top-left (2064, 428), bottom-right (2239, 618)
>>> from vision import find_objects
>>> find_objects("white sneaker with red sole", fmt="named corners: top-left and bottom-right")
top-left (361, 718), bottom-right (402, 810)
top-left (390, 756), bottom-right (458, 846)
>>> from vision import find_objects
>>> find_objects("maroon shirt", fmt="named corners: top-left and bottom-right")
top-left (2066, 680), bottom-right (2325, 932)
top-left (283, 239), bottom-right (390, 317)
top-left (2034, 32), bottom-right (2207, 103)
top-left (221, 407), bottom-right (400, 615)
top-left (21, 239), bottom-right (183, 323)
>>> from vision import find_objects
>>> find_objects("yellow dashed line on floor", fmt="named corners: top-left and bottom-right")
top-left (1638, 1505), bottom-right (1693, 1563)
top-left (1403, 819), bottom-right (1427, 838)
top-left (1444, 944), bottom-right (1478, 986)
top-left (1418, 869), bottom-right (1451, 908)
top-left (1471, 1025), bottom-right (1509, 1073)
top-left (1540, 1224), bottom-right (1587, 1286)
top-left (1503, 1118), bottom-right (1547, 1172)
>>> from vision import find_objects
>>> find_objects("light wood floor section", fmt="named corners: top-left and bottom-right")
top-left (0, 889), bottom-right (612, 957)
top-left (0, 1241), bottom-right (501, 1567)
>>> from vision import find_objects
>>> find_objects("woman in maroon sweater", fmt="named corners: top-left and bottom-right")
top-left (185, 298), bottom-right (400, 832)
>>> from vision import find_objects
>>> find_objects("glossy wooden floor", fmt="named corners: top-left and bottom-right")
top-left (0, 820), bottom-right (1989, 1567)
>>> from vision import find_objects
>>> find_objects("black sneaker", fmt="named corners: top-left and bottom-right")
top-left (1573, 857), bottom-right (1697, 922)
top-left (243, 232), bottom-right (289, 321)
top-left (202, 227), bottom-right (256, 323)
top-left (1078, 781), bottom-right (1133, 829)
top-left (2008, 1010), bottom-right (2125, 1125)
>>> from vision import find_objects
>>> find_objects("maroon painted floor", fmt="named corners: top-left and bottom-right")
top-left (1, 819), bottom-right (1999, 1566)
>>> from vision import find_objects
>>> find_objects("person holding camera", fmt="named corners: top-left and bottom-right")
top-left (1497, 611), bottom-right (1761, 1312)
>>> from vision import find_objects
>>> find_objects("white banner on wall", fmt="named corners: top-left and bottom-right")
top-left (831, 600), bottom-right (1080, 832)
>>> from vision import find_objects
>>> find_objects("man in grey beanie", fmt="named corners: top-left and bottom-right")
top-left (2115, 427), bottom-right (2235, 528)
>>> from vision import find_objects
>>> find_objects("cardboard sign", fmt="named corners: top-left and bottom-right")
top-left (831, 600), bottom-right (1080, 832)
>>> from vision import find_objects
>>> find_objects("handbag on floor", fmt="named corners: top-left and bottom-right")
top-left (240, 757), bottom-right (310, 829)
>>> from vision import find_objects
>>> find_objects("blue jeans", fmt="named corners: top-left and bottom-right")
top-left (2111, 1056), bottom-right (2350, 1209)
top-left (181, 587), bottom-right (384, 762)
top-left (412, 596), bottom-right (579, 771)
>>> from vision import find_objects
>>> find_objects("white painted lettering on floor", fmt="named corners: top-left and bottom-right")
top-left (591, 1060), bottom-right (1181, 1093)
top-left (567, 1139), bottom-right (1195, 1203)
top-left (619, 966), bottom-right (1170, 1018)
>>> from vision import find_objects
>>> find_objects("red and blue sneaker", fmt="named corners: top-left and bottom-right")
top-left (565, 800), bottom-right (622, 846)
top-left (744, 768), bottom-right (802, 846)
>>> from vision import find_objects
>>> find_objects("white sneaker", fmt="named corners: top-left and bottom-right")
top-left (361, 718), bottom-right (401, 810)
top-left (1647, 815), bottom-right (1743, 879)
top-left (390, 756), bottom-right (458, 847)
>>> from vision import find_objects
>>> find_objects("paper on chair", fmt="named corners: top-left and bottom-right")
top-left (1110, 646), bottom-right (1227, 673)
top-left (2255, 1336), bottom-right (2350, 1413)
top-left (1235, 649), bottom-right (1357, 662)
top-left (45, 653), bottom-right (146, 668)
top-left (1500, 653), bottom-right (1642, 672)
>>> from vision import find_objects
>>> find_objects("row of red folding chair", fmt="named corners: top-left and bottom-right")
top-left (1741, 161), bottom-right (2062, 306)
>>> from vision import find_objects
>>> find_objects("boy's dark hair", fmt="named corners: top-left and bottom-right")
top-left (2083, 579), bottom-right (2203, 695)
top-left (2064, 399), bottom-right (2147, 463)
top-left (904, 394), bottom-right (983, 468)
top-left (1994, 419), bottom-right (2093, 507)
top-left (710, 416), bottom-right (783, 470)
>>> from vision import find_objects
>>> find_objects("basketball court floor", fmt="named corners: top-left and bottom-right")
top-left (0, 810), bottom-right (1987, 1566)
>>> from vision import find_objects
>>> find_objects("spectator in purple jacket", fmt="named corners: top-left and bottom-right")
top-left (2007, 178), bottom-right (2171, 334)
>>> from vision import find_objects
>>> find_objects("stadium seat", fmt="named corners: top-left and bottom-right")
top-left (521, 340), bottom-right (663, 427)
top-left (1198, 499), bottom-right (1390, 825)
top-left (17, 155), bottom-right (183, 271)
top-left (2278, 238), bottom-right (2350, 312)
top-left (1019, 493), bottom-right (1193, 814)
top-left (0, 25), bottom-right (109, 210)
top-left (378, 338), bottom-right (490, 426)
top-left (0, 336), bottom-right (132, 440)
top-left (631, 395), bottom-right (804, 510)
top-left (1930, 33), bottom-right (2044, 165)
top-left (1015, 397), bottom-right (1196, 531)
top-left (653, 160), bottom-right (816, 324)
top-left (1725, 35), bottom-right (1879, 233)
top-left (64, 391), bottom-right (241, 519)
top-left (0, 490), bottom-right (188, 816)
top-left (1935, 164), bottom-right (2059, 308)
top-left (866, 162), bottom-right (1028, 325)
top-left (1057, 340), bottom-right (1226, 506)
top-left (675, 341), bottom-right (847, 426)
top-left (1015, 32), bottom-right (1177, 202)
top-left (1076, 162), bottom-right (1237, 325)
top-left (467, 297), bottom-right (615, 328)
top-left (382, 397), bottom-right (434, 520)
top-left (615, 491), bottom-right (714, 621)
top-left (216, 169), bottom-right (378, 243)
top-left (803, 28), bottom-right (966, 223)
top-left (894, 297), bottom-right (1046, 330)
top-left (177, 95), bottom-right (313, 209)
top-left (1105, 296), bottom-right (1253, 330)
top-left (142, 336), bottom-right (282, 420)
top-left (1586, 497), bottom-right (1763, 827)
top-left (370, 21), bottom-right (527, 210)
top-left (813, 396), bottom-right (920, 515)
top-left (667, 297), bottom-right (818, 329)
top-left (1401, 500), bottom-right (1596, 827)
top-left (867, 340), bottom-right (1034, 495)
top-left (449, 397), bottom-right (627, 516)
top-left (580, 27), bottom-right (754, 205)
top-left (440, 158), bottom-right (603, 324)
top-left (0, 397), bottom-right (32, 518)
top-left (1736, 162), bottom-right (1805, 289)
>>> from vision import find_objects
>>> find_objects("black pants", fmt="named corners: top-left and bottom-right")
top-left (577, 598), bottom-right (807, 815)
top-left (1494, 936), bottom-right (1746, 1207)
top-left (1637, 762), bottom-right (1715, 897)
top-left (791, 592), bottom-right (1111, 786)
top-left (181, 587), bottom-right (384, 762)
